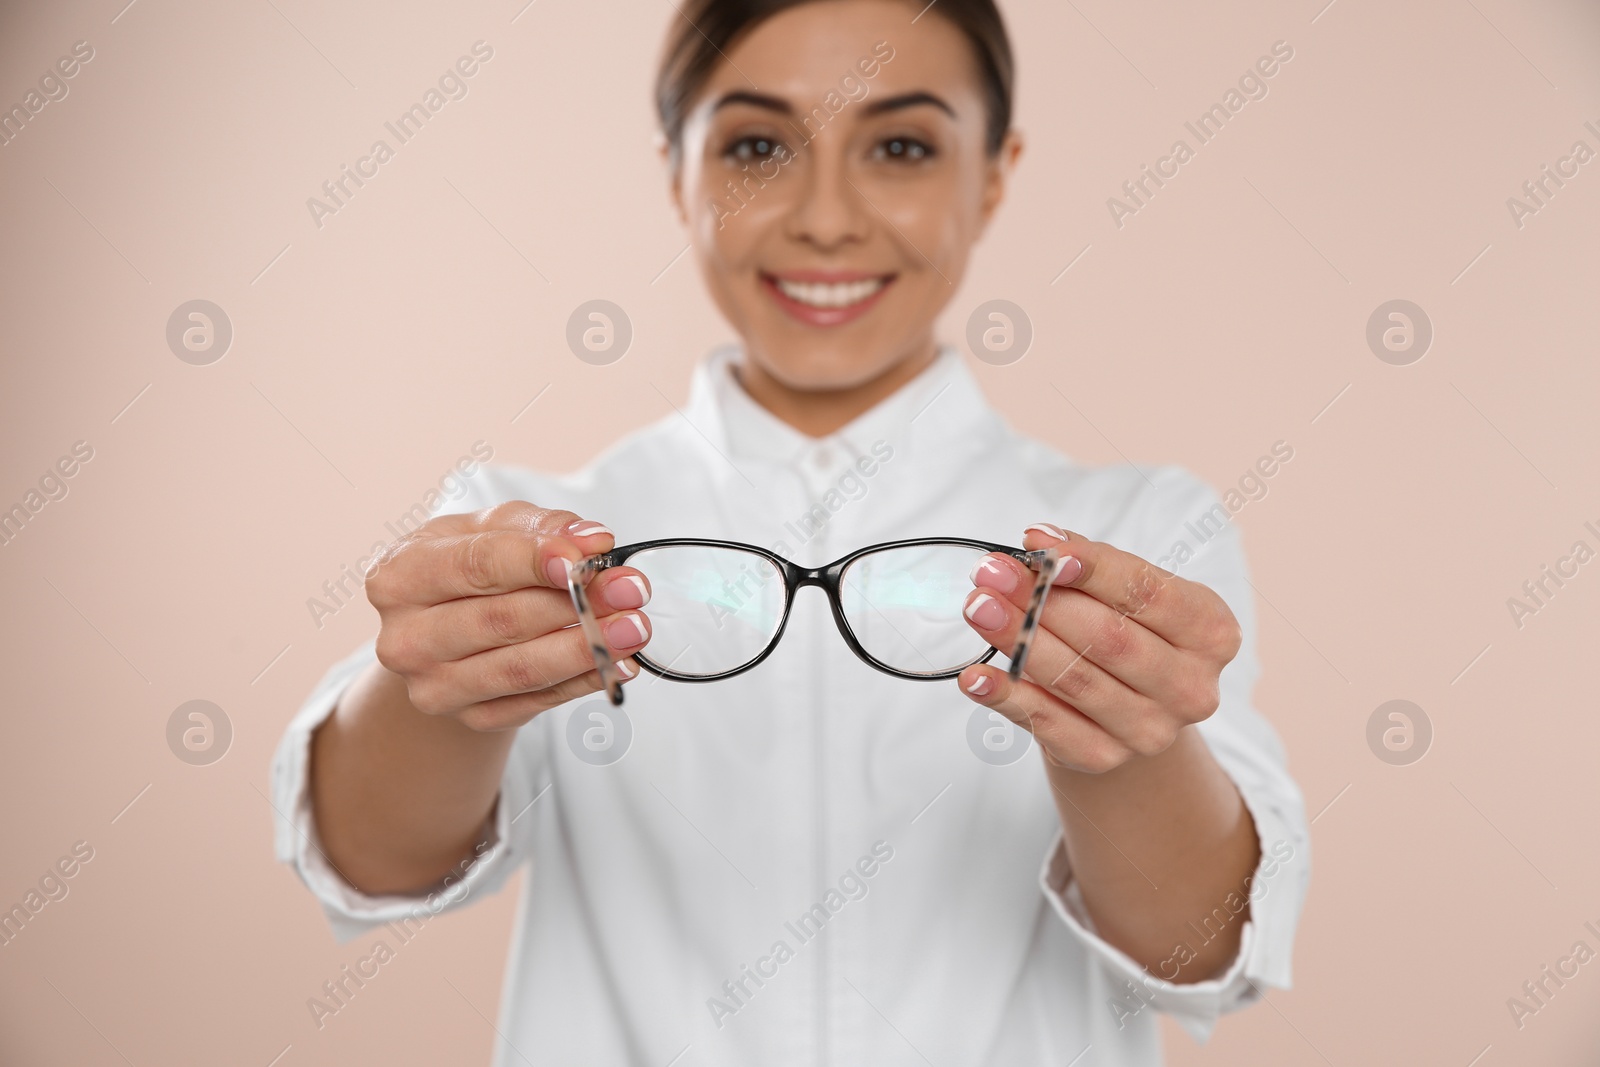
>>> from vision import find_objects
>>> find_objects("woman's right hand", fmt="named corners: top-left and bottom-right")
top-left (365, 502), bottom-right (651, 731)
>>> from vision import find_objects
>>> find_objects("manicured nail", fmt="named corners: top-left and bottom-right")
top-left (615, 659), bottom-right (638, 679)
top-left (969, 554), bottom-right (1018, 594)
top-left (605, 613), bottom-right (649, 648)
top-left (566, 520), bottom-right (613, 538)
top-left (963, 673), bottom-right (993, 696)
top-left (545, 556), bottom-right (573, 586)
top-left (605, 575), bottom-right (649, 610)
top-left (963, 592), bottom-right (1006, 630)
top-left (1054, 555), bottom-right (1084, 584)
top-left (1026, 522), bottom-right (1069, 541)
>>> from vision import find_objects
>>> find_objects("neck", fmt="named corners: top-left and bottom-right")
top-left (732, 342), bottom-right (941, 438)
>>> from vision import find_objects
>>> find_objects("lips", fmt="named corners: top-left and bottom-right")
top-left (761, 271), bottom-right (895, 327)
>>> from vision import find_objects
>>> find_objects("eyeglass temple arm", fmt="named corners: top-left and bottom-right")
top-left (567, 555), bottom-right (624, 706)
top-left (1008, 547), bottom-right (1061, 682)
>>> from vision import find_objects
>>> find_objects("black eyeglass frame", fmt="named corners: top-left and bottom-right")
top-left (568, 536), bottom-right (1061, 705)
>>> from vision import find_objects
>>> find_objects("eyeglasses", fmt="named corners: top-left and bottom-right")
top-left (567, 537), bottom-right (1062, 705)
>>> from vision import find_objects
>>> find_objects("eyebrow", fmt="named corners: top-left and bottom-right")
top-left (711, 89), bottom-right (956, 119)
top-left (862, 91), bottom-right (955, 119)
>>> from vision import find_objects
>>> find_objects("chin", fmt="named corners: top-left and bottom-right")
top-left (747, 335), bottom-right (904, 393)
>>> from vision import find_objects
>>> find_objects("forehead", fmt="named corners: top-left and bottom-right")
top-left (696, 0), bottom-right (984, 110)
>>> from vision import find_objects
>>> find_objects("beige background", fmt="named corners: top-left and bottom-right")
top-left (3, 0), bottom-right (1599, 1063)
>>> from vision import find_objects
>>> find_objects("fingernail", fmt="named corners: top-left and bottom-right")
top-left (1026, 522), bottom-right (1069, 541)
top-left (605, 575), bottom-right (649, 611)
top-left (605, 613), bottom-right (649, 648)
top-left (615, 659), bottom-right (638, 679)
top-left (545, 556), bottom-right (573, 586)
top-left (1054, 555), bottom-right (1084, 584)
top-left (963, 592), bottom-right (1006, 630)
top-left (964, 673), bottom-right (993, 696)
top-left (566, 520), bottom-right (613, 538)
top-left (969, 554), bottom-right (1019, 594)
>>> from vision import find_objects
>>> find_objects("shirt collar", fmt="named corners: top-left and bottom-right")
top-left (681, 342), bottom-right (1006, 472)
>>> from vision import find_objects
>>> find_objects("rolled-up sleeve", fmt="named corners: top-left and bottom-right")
top-left (267, 639), bottom-right (546, 942)
top-left (268, 460), bottom-right (558, 942)
top-left (1037, 464), bottom-right (1312, 1042)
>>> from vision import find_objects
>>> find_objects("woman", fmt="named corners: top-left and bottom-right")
top-left (271, 1), bottom-right (1309, 1062)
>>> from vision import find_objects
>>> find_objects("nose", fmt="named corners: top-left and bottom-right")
top-left (785, 142), bottom-right (871, 250)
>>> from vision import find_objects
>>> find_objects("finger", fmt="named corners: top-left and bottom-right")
top-left (467, 502), bottom-right (612, 544)
top-left (419, 567), bottom-right (652, 660)
top-left (450, 658), bottom-right (640, 732)
top-left (421, 610), bottom-right (652, 708)
top-left (369, 521), bottom-right (611, 608)
top-left (956, 663), bottom-right (1134, 774)
top-left (970, 552), bottom-right (1175, 697)
top-left (1019, 523), bottom-right (1230, 651)
top-left (962, 585), bottom-right (1159, 743)
top-left (371, 502), bottom-right (609, 572)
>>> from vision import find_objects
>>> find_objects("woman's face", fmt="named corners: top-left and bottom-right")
top-left (671, 0), bottom-right (1019, 393)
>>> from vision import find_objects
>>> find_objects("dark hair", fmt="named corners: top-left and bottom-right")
top-left (655, 0), bottom-right (1014, 163)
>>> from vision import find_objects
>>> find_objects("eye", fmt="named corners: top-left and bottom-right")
top-left (723, 135), bottom-right (785, 163)
top-left (874, 136), bottom-right (935, 163)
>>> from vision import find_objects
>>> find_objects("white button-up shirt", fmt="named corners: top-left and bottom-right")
top-left (271, 343), bottom-right (1310, 1065)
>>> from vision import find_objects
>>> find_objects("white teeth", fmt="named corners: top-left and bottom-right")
top-left (774, 277), bottom-right (885, 309)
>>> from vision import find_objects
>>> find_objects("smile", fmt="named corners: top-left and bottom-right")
top-left (761, 272), bottom-right (895, 327)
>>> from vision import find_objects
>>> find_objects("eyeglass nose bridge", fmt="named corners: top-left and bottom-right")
top-left (789, 563), bottom-right (836, 590)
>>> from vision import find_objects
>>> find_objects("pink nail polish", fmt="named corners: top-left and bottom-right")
top-left (1055, 555), bottom-right (1083, 584)
top-left (605, 575), bottom-right (649, 610)
top-left (605, 613), bottom-right (648, 648)
top-left (969, 554), bottom-right (1019, 594)
top-left (1025, 522), bottom-right (1068, 541)
top-left (964, 674), bottom-right (993, 696)
top-left (566, 520), bottom-right (613, 538)
top-left (963, 593), bottom-right (1006, 630)
top-left (616, 659), bottom-right (638, 679)
top-left (545, 557), bottom-right (573, 586)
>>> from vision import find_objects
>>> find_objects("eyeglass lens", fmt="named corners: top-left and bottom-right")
top-left (838, 543), bottom-right (1001, 676)
top-left (625, 545), bottom-right (787, 677)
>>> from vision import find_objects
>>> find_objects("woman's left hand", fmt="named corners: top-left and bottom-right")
top-left (958, 522), bottom-right (1243, 774)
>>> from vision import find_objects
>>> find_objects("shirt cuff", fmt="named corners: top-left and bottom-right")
top-left (267, 640), bottom-right (533, 943)
top-left (1038, 769), bottom-right (1308, 1043)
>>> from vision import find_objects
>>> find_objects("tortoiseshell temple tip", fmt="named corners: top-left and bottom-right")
top-left (1008, 547), bottom-right (1061, 682)
top-left (567, 556), bottom-right (624, 707)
